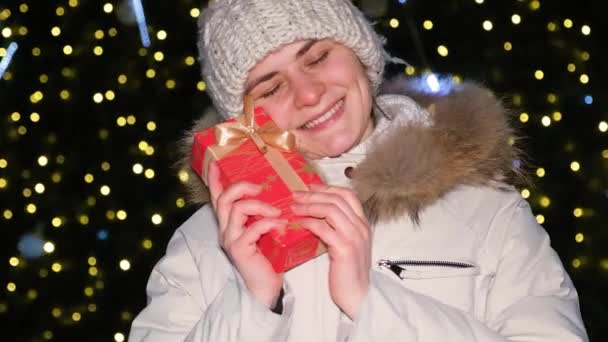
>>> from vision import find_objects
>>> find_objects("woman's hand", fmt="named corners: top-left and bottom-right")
top-left (208, 161), bottom-right (285, 309)
top-left (291, 184), bottom-right (371, 320)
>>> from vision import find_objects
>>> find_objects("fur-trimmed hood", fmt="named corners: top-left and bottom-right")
top-left (177, 77), bottom-right (526, 224)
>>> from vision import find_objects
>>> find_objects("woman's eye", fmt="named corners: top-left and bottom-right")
top-left (261, 84), bottom-right (280, 98)
top-left (308, 51), bottom-right (329, 66)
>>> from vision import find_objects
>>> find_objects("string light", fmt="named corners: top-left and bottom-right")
top-left (2, 2), bottom-right (603, 340)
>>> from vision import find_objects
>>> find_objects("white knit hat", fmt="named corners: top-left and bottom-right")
top-left (197, 0), bottom-right (389, 118)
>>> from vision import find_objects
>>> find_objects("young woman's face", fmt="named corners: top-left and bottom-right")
top-left (245, 39), bottom-right (374, 159)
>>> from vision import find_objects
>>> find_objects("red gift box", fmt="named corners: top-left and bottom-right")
top-left (191, 99), bottom-right (326, 273)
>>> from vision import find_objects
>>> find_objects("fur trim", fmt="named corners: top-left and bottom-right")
top-left (175, 107), bottom-right (222, 205)
top-left (353, 77), bottom-right (527, 223)
top-left (176, 77), bottom-right (527, 224)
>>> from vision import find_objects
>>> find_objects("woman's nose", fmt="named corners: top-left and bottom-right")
top-left (293, 75), bottom-right (325, 109)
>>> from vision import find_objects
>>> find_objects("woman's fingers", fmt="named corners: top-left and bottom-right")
top-left (222, 199), bottom-right (281, 244)
top-left (308, 184), bottom-right (367, 221)
top-left (296, 217), bottom-right (340, 247)
top-left (213, 181), bottom-right (262, 229)
top-left (228, 218), bottom-right (288, 255)
top-left (293, 190), bottom-right (361, 227)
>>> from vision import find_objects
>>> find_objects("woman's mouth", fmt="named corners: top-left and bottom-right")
top-left (301, 99), bottom-right (344, 130)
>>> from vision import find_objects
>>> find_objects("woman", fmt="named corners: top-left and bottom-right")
top-left (129, 0), bottom-right (588, 341)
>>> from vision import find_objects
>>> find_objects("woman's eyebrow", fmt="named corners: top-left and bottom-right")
top-left (295, 40), bottom-right (319, 59)
top-left (245, 71), bottom-right (278, 94)
top-left (245, 40), bottom-right (320, 94)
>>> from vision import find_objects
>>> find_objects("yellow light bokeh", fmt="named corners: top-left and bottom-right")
top-left (536, 215), bottom-right (545, 224)
top-left (482, 20), bottom-right (493, 31)
top-left (145, 169), bottom-right (156, 179)
top-left (51, 263), bottom-right (62, 273)
top-left (153, 51), bottom-right (164, 62)
top-left (575, 233), bottom-right (584, 243)
top-left (197, 81), bottom-right (207, 91)
top-left (133, 163), bottom-right (144, 174)
top-left (26, 203), bottom-right (37, 214)
top-left (541, 116), bottom-right (551, 127)
top-left (142, 239), bottom-right (153, 249)
top-left (34, 183), bottom-right (45, 193)
top-left (88, 257), bottom-right (97, 266)
top-left (119, 259), bottom-right (131, 271)
top-left (539, 196), bottom-right (551, 208)
top-left (117, 210), bottom-right (127, 220)
top-left (552, 111), bottom-right (563, 121)
top-left (100, 185), bottom-right (111, 196)
top-left (52, 217), bottom-right (63, 228)
top-left (190, 8), bottom-right (201, 18)
top-left (146, 121), bottom-right (157, 131)
top-left (519, 112), bottom-right (529, 123)
top-left (9, 257), bottom-right (20, 267)
top-left (437, 45), bottom-right (448, 57)
top-left (536, 168), bottom-right (546, 177)
top-left (3, 210), bottom-right (13, 220)
top-left (93, 93), bottom-right (104, 103)
top-left (152, 214), bottom-right (163, 225)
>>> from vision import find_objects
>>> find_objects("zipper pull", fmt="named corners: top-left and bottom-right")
top-left (378, 259), bottom-right (405, 279)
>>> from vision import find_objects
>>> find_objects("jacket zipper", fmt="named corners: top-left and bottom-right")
top-left (378, 259), bottom-right (475, 280)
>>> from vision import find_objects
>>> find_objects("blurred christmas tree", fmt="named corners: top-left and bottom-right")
top-left (0, 0), bottom-right (605, 341)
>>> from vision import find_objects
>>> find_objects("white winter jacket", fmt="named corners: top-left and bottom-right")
top-left (129, 81), bottom-right (588, 342)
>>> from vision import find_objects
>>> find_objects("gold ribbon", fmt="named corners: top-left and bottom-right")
top-left (213, 97), bottom-right (295, 154)
top-left (202, 96), bottom-right (308, 192)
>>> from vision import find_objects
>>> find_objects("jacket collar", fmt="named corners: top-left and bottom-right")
top-left (352, 77), bottom-right (526, 224)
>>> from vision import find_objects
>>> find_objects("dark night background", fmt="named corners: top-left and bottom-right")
top-left (1, 0), bottom-right (606, 341)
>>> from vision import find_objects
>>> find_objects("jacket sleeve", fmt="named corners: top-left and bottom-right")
top-left (128, 227), bottom-right (294, 342)
top-left (345, 199), bottom-right (588, 342)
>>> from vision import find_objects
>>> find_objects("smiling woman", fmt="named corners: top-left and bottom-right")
top-left (129, 1), bottom-right (589, 342)
top-left (246, 40), bottom-right (374, 159)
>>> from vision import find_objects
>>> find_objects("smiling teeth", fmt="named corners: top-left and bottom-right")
top-left (303, 100), bottom-right (344, 129)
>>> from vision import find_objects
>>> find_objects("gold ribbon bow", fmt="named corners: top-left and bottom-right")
top-left (202, 97), bottom-right (308, 193)
top-left (214, 96), bottom-right (295, 154)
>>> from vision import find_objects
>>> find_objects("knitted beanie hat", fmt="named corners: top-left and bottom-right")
top-left (197, 0), bottom-right (389, 118)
